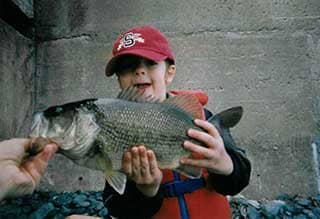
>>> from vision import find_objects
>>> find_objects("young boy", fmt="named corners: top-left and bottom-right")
top-left (102, 26), bottom-right (251, 219)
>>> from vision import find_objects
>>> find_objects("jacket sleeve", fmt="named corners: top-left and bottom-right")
top-left (203, 108), bottom-right (251, 195)
top-left (102, 179), bottom-right (163, 219)
top-left (207, 144), bottom-right (251, 195)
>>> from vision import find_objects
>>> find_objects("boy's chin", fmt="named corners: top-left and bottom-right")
top-left (130, 87), bottom-right (165, 101)
top-left (142, 91), bottom-right (161, 100)
top-left (136, 87), bottom-right (147, 94)
top-left (142, 90), bottom-right (154, 98)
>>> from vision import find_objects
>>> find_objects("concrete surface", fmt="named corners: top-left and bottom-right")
top-left (1, 0), bottom-right (320, 200)
top-left (0, 19), bottom-right (34, 139)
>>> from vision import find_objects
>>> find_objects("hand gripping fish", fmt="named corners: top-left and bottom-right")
top-left (29, 88), bottom-right (243, 194)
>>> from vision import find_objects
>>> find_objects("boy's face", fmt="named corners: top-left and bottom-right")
top-left (115, 55), bottom-right (176, 101)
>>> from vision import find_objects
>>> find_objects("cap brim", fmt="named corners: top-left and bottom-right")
top-left (105, 49), bottom-right (168, 77)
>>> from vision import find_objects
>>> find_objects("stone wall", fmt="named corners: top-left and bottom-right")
top-left (0, 19), bottom-right (34, 139)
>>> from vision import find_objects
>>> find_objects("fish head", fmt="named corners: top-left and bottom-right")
top-left (30, 104), bottom-right (78, 140)
top-left (30, 99), bottom-right (101, 158)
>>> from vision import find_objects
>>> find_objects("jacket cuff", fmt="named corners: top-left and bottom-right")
top-left (207, 149), bottom-right (251, 196)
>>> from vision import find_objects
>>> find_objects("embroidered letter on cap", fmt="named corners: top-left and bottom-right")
top-left (117, 32), bottom-right (145, 51)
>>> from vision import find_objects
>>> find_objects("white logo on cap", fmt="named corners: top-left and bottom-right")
top-left (117, 32), bottom-right (145, 51)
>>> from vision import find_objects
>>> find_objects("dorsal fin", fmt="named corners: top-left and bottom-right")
top-left (163, 94), bottom-right (204, 120)
top-left (169, 90), bottom-right (208, 106)
top-left (117, 87), bottom-right (159, 103)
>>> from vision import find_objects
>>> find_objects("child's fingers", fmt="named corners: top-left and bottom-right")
top-left (147, 150), bottom-right (159, 176)
top-left (187, 129), bottom-right (220, 149)
top-left (183, 141), bottom-right (211, 157)
top-left (194, 119), bottom-right (220, 138)
top-left (180, 157), bottom-right (209, 168)
top-left (131, 147), bottom-right (141, 177)
top-left (138, 146), bottom-right (151, 178)
top-left (122, 151), bottom-right (132, 176)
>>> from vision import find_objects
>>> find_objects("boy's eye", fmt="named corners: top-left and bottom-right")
top-left (114, 55), bottom-right (158, 76)
top-left (144, 59), bottom-right (157, 66)
top-left (116, 69), bottom-right (132, 76)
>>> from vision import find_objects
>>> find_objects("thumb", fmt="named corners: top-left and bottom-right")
top-left (38, 143), bottom-right (58, 163)
top-left (22, 143), bottom-right (58, 186)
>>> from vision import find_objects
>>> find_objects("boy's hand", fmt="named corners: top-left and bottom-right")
top-left (122, 146), bottom-right (163, 197)
top-left (180, 119), bottom-right (234, 175)
top-left (0, 138), bottom-right (58, 201)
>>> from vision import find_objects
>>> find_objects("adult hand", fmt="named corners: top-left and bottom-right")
top-left (0, 138), bottom-right (58, 201)
top-left (180, 119), bottom-right (234, 175)
top-left (122, 146), bottom-right (163, 197)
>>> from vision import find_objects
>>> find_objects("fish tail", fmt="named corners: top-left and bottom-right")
top-left (208, 106), bottom-right (243, 128)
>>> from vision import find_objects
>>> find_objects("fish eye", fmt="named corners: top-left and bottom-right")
top-left (55, 107), bottom-right (63, 113)
top-left (44, 105), bottom-right (64, 117)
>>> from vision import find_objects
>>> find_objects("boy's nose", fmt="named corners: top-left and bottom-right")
top-left (135, 65), bottom-right (146, 76)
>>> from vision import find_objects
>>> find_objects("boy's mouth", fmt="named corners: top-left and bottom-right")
top-left (134, 83), bottom-right (151, 91)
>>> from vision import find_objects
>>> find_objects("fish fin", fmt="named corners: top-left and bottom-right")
top-left (169, 90), bottom-right (208, 106)
top-left (163, 94), bottom-right (204, 120)
top-left (117, 87), bottom-right (159, 103)
top-left (175, 165), bottom-right (202, 179)
top-left (105, 171), bottom-right (127, 195)
top-left (96, 154), bottom-right (127, 194)
top-left (30, 112), bottom-right (49, 137)
top-left (209, 106), bottom-right (243, 128)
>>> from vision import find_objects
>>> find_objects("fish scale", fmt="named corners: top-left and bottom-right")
top-left (94, 100), bottom-right (193, 169)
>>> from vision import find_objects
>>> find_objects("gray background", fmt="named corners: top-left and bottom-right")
top-left (0, 0), bottom-right (319, 200)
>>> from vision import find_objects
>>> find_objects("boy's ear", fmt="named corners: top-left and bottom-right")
top-left (165, 65), bottom-right (176, 84)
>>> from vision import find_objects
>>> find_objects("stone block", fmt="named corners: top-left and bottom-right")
top-left (0, 19), bottom-right (34, 139)
top-left (34, 0), bottom-right (320, 41)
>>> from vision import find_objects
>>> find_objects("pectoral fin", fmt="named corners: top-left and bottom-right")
top-left (175, 165), bottom-right (202, 179)
top-left (105, 171), bottom-right (127, 195)
top-left (96, 154), bottom-right (127, 195)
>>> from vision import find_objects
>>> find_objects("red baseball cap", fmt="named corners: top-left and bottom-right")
top-left (105, 26), bottom-right (175, 77)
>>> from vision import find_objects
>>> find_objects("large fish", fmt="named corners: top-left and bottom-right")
top-left (29, 88), bottom-right (243, 194)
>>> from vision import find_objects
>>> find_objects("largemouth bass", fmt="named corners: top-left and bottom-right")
top-left (30, 88), bottom-right (243, 194)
